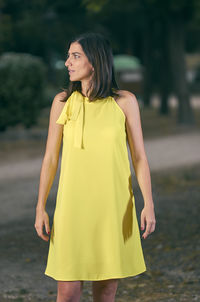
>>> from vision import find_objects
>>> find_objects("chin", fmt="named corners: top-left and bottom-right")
top-left (70, 76), bottom-right (81, 82)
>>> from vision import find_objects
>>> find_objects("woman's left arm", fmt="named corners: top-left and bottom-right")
top-left (119, 91), bottom-right (156, 239)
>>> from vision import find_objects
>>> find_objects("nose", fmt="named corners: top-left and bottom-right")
top-left (65, 56), bottom-right (71, 67)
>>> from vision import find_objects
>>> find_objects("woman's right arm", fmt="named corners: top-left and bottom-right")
top-left (34, 92), bottom-right (66, 241)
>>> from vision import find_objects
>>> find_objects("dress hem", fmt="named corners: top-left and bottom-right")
top-left (44, 268), bottom-right (147, 281)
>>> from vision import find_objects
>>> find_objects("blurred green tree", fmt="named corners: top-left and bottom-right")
top-left (0, 52), bottom-right (47, 131)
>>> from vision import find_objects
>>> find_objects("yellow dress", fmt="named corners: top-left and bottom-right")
top-left (44, 90), bottom-right (146, 281)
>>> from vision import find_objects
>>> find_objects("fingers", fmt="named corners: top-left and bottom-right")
top-left (140, 212), bottom-right (146, 231)
top-left (149, 219), bottom-right (156, 233)
top-left (44, 218), bottom-right (51, 237)
top-left (142, 222), bottom-right (151, 239)
top-left (142, 219), bottom-right (156, 239)
top-left (35, 223), bottom-right (49, 241)
top-left (34, 213), bottom-right (50, 242)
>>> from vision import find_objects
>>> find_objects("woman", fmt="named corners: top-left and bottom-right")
top-left (35, 32), bottom-right (156, 302)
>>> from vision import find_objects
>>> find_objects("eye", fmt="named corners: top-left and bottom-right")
top-left (66, 53), bottom-right (80, 60)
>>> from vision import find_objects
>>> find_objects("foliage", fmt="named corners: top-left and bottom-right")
top-left (0, 52), bottom-right (47, 131)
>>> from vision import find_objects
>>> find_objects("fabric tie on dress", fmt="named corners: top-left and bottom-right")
top-left (56, 91), bottom-right (85, 149)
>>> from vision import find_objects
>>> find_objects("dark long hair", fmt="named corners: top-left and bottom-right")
top-left (60, 32), bottom-right (119, 102)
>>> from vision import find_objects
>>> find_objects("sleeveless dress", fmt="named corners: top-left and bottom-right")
top-left (44, 90), bottom-right (146, 281)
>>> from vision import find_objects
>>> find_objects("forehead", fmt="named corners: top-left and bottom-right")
top-left (68, 42), bottom-right (84, 54)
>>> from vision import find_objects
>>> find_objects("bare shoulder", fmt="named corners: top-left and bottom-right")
top-left (115, 89), bottom-right (138, 103)
top-left (114, 90), bottom-right (139, 118)
top-left (51, 91), bottom-right (67, 112)
top-left (48, 91), bottom-right (68, 123)
top-left (53, 91), bottom-right (67, 105)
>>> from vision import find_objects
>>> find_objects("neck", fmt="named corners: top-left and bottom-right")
top-left (81, 79), bottom-right (93, 97)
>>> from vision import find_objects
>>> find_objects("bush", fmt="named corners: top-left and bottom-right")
top-left (0, 52), bottom-right (47, 131)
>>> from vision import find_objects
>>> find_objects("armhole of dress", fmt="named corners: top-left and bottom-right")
top-left (112, 96), bottom-right (126, 122)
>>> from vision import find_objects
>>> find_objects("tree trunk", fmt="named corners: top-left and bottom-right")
top-left (159, 20), bottom-right (171, 115)
top-left (142, 18), bottom-right (154, 107)
top-left (167, 13), bottom-right (195, 124)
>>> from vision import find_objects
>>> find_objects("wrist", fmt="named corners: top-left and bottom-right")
top-left (36, 204), bottom-right (46, 212)
top-left (144, 200), bottom-right (154, 208)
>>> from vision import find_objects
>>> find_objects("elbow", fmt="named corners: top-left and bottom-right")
top-left (43, 153), bottom-right (59, 168)
top-left (136, 155), bottom-right (148, 163)
top-left (132, 154), bottom-right (149, 169)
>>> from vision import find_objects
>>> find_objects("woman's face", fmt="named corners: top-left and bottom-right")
top-left (65, 42), bottom-right (94, 82)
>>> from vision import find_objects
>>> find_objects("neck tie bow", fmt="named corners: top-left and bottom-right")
top-left (56, 91), bottom-right (86, 149)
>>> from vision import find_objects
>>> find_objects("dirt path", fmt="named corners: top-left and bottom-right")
top-left (143, 131), bottom-right (200, 171)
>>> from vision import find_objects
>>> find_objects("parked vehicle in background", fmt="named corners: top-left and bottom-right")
top-left (186, 54), bottom-right (200, 93)
top-left (113, 54), bottom-right (144, 101)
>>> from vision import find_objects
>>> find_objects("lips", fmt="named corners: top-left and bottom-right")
top-left (68, 69), bottom-right (75, 74)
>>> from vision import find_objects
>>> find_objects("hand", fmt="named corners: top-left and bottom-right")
top-left (140, 204), bottom-right (156, 239)
top-left (34, 208), bottom-right (51, 241)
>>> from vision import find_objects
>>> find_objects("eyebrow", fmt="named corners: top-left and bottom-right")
top-left (67, 52), bottom-right (82, 55)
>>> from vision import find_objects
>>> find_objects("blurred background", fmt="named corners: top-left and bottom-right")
top-left (0, 0), bottom-right (200, 301)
